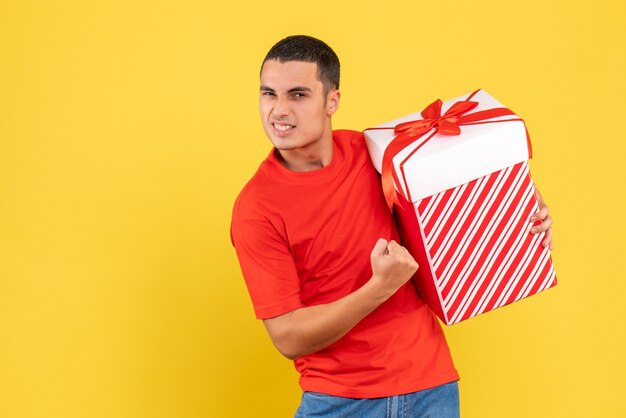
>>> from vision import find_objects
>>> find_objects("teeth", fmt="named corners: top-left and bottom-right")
top-left (274, 123), bottom-right (293, 131)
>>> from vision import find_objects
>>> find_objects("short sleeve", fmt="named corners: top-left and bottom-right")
top-left (230, 207), bottom-right (304, 320)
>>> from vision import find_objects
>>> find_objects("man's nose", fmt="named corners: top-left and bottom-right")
top-left (272, 96), bottom-right (289, 117)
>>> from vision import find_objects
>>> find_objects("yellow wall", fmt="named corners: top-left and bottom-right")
top-left (1, 1), bottom-right (624, 417)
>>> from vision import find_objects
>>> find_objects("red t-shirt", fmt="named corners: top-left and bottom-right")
top-left (230, 129), bottom-right (459, 398)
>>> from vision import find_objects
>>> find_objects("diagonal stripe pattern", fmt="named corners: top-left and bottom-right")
top-left (414, 161), bottom-right (557, 325)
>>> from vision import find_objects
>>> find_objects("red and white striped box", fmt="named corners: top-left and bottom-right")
top-left (364, 89), bottom-right (557, 325)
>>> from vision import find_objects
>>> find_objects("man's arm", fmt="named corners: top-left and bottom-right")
top-left (531, 186), bottom-right (554, 249)
top-left (263, 238), bottom-right (418, 360)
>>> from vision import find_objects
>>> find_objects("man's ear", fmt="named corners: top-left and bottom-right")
top-left (326, 89), bottom-right (340, 116)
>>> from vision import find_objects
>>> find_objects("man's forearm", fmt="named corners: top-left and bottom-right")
top-left (263, 278), bottom-right (393, 360)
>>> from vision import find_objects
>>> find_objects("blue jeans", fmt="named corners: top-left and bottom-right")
top-left (294, 381), bottom-right (460, 418)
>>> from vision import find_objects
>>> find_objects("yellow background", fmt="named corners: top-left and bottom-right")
top-left (1, 1), bottom-right (625, 417)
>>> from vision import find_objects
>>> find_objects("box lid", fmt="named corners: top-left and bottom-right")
top-left (364, 89), bottom-right (531, 202)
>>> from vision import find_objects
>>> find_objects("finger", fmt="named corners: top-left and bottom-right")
top-left (542, 227), bottom-right (553, 248)
top-left (541, 215), bottom-right (553, 230)
top-left (371, 238), bottom-right (389, 257)
top-left (537, 204), bottom-right (550, 221)
top-left (531, 215), bottom-right (553, 234)
top-left (399, 246), bottom-right (418, 266)
top-left (396, 245), bottom-right (410, 260)
top-left (530, 204), bottom-right (550, 222)
top-left (406, 251), bottom-right (418, 268)
top-left (529, 211), bottom-right (542, 223)
top-left (387, 240), bottom-right (400, 253)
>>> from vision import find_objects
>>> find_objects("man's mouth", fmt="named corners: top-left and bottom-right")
top-left (272, 123), bottom-right (295, 132)
top-left (272, 122), bottom-right (295, 135)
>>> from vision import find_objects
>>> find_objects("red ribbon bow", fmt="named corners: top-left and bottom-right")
top-left (365, 89), bottom-right (533, 210)
top-left (395, 99), bottom-right (479, 137)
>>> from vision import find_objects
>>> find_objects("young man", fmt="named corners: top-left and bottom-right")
top-left (230, 35), bottom-right (554, 418)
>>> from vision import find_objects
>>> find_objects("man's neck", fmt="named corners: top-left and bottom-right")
top-left (276, 133), bottom-right (334, 172)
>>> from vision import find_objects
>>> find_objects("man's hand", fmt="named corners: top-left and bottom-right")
top-left (530, 187), bottom-right (554, 249)
top-left (369, 238), bottom-right (419, 300)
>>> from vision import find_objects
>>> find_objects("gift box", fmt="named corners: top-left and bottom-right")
top-left (364, 89), bottom-right (557, 325)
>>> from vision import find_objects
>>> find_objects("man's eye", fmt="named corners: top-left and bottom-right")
top-left (261, 91), bottom-right (275, 96)
top-left (292, 93), bottom-right (306, 98)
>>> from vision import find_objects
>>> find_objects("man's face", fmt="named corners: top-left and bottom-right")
top-left (259, 60), bottom-right (339, 152)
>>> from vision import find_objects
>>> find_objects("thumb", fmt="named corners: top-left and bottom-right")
top-left (371, 238), bottom-right (389, 257)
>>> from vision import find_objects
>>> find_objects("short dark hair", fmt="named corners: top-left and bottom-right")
top-left (261, 35), bottom-right (340, 95)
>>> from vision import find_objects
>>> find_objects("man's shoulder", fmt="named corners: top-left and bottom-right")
top-left (333, 129), bottom-right (369, 155)
top-left (232, 161), bottom-right (274, 221)
top-left (333, 129), bottom-right (375, 171)
top-left (333, 129), bottom-right (365, 143)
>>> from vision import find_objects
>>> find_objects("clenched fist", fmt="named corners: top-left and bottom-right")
top-left (369, 238), bottom-right (419, 301)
